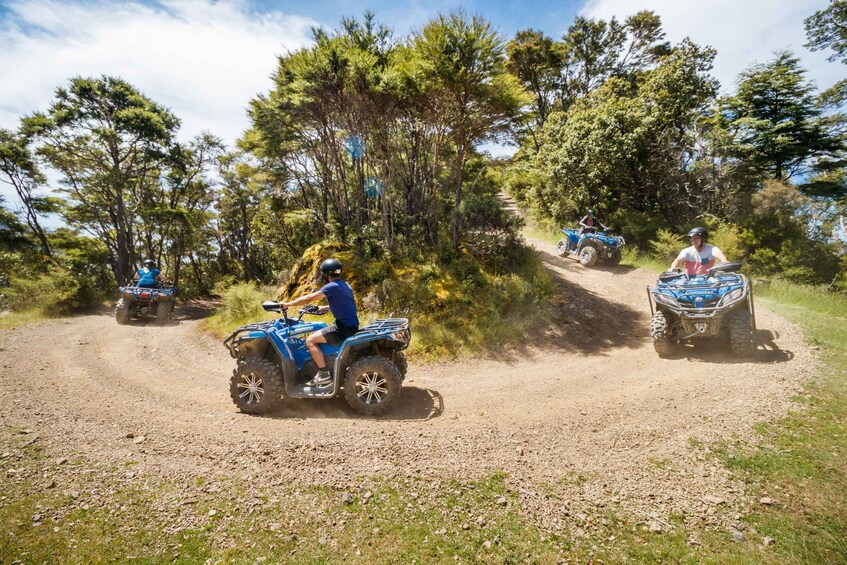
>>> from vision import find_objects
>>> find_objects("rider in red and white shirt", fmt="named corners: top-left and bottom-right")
top-left (670, 227), bottom-right (728, 276)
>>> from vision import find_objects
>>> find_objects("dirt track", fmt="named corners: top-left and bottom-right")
top-left (0, 234), bottom-right (816, 536)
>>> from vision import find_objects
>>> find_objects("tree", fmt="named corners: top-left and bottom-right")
top-left (723, 51), bottom-right (845, 186)
top-left (535, 40), bottom-right (717, 227)
top-left (23, 76), bottom-right (180, 283)
top-left (805, 0), bottom-right (847, 63)
top-left (506, 30), bottom-right (563, 150)
top-left (414, 10), bottom-right (525, 249)
top-left (0, 129), bottom-right (56, 256)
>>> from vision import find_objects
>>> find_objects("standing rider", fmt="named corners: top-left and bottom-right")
top-left (670, 227), bottom-right (729, 276)
top-left (281, 258), bottom-right (359, 387)
top-left (133, 259), bottom-right (167, 288)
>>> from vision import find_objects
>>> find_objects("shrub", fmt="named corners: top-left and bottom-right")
top-left (4, 267), bottom-right (81, 314)
top-left (650, 229), bottom-right (684, 262)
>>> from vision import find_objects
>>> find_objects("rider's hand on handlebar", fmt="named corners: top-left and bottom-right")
top-left (317, 305), bottom-right (330, 315)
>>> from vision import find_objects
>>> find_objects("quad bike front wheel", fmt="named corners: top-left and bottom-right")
top-left (729, 308), bottom-right (755, 358)
top-left (651, 311), bottom-right (676, 358)
top-left (606, 248), bottom-right (622, 266)
top-left (579, 246), bottom-right (598, 267)
top-left (392, 351), bottom-right (408, 382)
top-left (344, 355), bottom-right (402, 416)
top-left (230, 358), bottom-right (283, 415)
top-left (555, 239), bottom-right (569, 257)
top-left (115, 299), bottom-right (130, 325)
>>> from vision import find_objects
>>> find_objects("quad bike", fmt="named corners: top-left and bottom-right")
top-left (648, 262), bottom-right (756, 358)
top-left (556, 227), bottom-right (625, 267)
top-left (115, 283), bottom-right (177, 325)
top-left (223, 303), bottom-right (410, 416)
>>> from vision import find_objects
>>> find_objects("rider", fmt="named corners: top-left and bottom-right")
top-left (133, 259), bottom-right (167, 288)
top-left (281, 258), bottom-right (360, 387)
top-left (573, 209), bottom-right (608, 250)
top-left (579, 209), bottom-right (607, 233)
top-left (670, 227), bottom-right (729, 276)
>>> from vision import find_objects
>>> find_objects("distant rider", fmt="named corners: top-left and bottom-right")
top-left (670, 227), bottom-right (728, 276)
top-left (573, 209), bottom-right (608, 251)
top-left (281, 258), bottom-right (360, 387)
top-left (579, 209), bottom-right (608, 234)
top-left (133, 259), bottom-right (167, 289)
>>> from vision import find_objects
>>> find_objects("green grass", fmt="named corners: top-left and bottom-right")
top-left (0, 308), bottom-right (51, 329)
top-left (1, 433), bottom-right (568, 564)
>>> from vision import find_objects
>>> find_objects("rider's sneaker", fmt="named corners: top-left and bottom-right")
top-left (305, 370), bottom-right (332, 387)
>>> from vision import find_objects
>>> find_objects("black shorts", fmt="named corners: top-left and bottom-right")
top-left (319, 323), bottom-right (358, 346)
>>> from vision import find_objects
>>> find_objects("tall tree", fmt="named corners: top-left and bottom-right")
top-left (23, 76), bottom-right (180, 283)
top-left (723, 51), bottom-right (845, 185)
top-left (414, 10), bottom-right (525, 249)
top-left (506, 29), bottom-right (563, 150)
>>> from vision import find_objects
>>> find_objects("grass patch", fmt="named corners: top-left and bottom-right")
top-left (201, 282), bottom-right (278, 339)
top-left (697, 279), bottom-right (847, 563)
top-left (0, 308), bottom-right (52, 329)
top-left (1, 428), bottom-right (569, 564)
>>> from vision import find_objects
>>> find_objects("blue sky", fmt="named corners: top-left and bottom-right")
top-left (0, 0), bottom-right (842, 212)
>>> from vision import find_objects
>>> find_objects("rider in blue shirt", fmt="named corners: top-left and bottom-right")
top-left (133, 259), bottom-right (166, 288)
top-left (281, 258), bottom-right (359, 387)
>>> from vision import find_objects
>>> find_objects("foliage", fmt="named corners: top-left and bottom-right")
top-left (722, 51), bottom-right (845, 190)
top-left (805, 0), bottom-right (847, 63)
top-left (649, 229), bottom-right (684, 263)
top-left (22, 76), bottom-right (223, 291)
top-left (533, 39), bottom-right (717, 232)
top-left (202, 282), bottom-right (275, 338)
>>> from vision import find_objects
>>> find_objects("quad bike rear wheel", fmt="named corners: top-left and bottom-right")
top-left (156, 299), bottom-right (172, 325)
top-left (344, 355), bottom-right (401, 416)
top-left (230, 358), bottom-right (283, 415)
top-left (115, 299), bottom-right (130, 325)
top-left (579, 246), bottom-right (598, 267)
top-left (729, 308), bottom-right (755, 358)
top-left (555, 239), bottom-right (569, 257)
top-left (651, 311), bottom-right (676, 358)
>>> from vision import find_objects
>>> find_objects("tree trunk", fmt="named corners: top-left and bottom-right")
top-left (451, 144), bottom-right (465, 250)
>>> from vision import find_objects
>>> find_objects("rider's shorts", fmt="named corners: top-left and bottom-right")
top-left (319, 322), bottom-right (359, 346)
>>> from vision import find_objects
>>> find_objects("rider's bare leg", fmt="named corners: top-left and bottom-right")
top-left (305, 331), bottom-right (332, 386)
top-left (306, 331), bottom-right (328, 369)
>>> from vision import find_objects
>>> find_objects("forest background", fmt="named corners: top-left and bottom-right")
top-left (1, 1), bottom-right (846, 348)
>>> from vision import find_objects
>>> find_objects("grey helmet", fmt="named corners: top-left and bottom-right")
top-left (142, 259), bottom-right (156, 268)
top-left (319, 258), bottom-right (343, 277)
top-left (687, 227), bottom-right (708, 242)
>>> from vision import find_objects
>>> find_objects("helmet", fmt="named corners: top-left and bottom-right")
top-left (319, 258), bottom-right (343, 277)
top-left (687, 227), bottom-right (708, 241)
top-left (587, 209), bottom-right (595, 216)
top-left (142, 259), bottom-right (156, 268)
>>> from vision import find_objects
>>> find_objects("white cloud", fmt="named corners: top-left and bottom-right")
top-left (0, 0), bottom-right (317, 147)
top-left (581, 0), bottom-right (842, 93)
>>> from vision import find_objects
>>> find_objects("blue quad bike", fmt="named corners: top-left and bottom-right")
top-left (224, 303), bottom-right (411, 416)
top-left (556, 228), bottom-right (625, 267)
top-left (115, 283), bottom-right (177, 325)
top-left (648, 262), bottom-right (756, 358)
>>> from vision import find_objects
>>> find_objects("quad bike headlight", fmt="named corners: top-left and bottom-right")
top-left (652, 292), bottom-right (678, 308)
top-left (719, 288), bottom-right (744, 306)
top-left (391, 329), bottom-right (410, 342)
